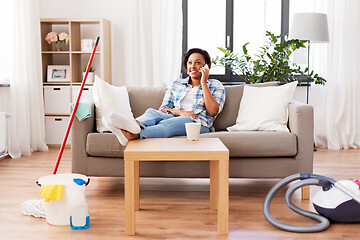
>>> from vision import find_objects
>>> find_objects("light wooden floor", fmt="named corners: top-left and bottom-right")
top-left (0, 147), bottom-right (360, 239)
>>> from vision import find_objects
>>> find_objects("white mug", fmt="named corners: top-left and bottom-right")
top-left (185, 122), bottom-right (201, 141)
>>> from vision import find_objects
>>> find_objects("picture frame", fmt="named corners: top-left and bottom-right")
top-left (47, 65), bottom-right (70, 82)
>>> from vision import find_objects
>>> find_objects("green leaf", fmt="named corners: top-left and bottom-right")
top-left (242, 43), bottom-right (249, 55)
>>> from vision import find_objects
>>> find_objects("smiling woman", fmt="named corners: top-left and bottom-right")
top-left (103, 48), bottom-right (226, 147)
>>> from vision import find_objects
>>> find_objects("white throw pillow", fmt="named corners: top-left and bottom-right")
top-left (93, 75), bottom-right (133, 132)
top-left (227, 81), bottom-right (298, 132)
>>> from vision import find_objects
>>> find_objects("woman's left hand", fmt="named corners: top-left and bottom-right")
top-left (200, 64), bottom-right (209, 86)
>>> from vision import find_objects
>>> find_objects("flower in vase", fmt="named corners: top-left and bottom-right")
top-left (45, 31), bottom-right (69, 51)
top-left (45, 32), bottom-right (58, 44)
top-left (58, 32), bottom-right (69, 44)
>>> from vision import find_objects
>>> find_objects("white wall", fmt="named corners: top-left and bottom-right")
top-left (39, 0), bottom-right (128, 86)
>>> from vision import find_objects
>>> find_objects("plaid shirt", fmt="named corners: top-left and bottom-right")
top-left (159, 77), bottom-right (226, 129)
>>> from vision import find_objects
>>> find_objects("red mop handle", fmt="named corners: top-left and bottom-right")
top-left (52, 37), bottom-right (100, 175)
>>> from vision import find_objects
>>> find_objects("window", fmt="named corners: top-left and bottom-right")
top-left (183, 0), bottom-right (289, 84)
top-left (187, 0), bottom-right (227, 75)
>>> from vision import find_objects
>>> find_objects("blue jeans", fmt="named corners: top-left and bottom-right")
top-left (136, 108), bottom-right (210, 139)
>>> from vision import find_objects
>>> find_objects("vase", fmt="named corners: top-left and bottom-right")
top-left (55, 42), bottom-right (62, 51)
top-left (83, 72), bottom-right (94, 83)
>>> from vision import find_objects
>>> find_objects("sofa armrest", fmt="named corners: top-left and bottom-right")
top-left (288, 100), bottom-right (314, 173)
top-left (71, 103), bottom-right (95, 174)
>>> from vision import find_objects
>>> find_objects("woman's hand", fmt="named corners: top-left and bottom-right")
top-left (198, 64), bottom-right (220, 117)
top-left (200, 64), bottom-right (209, 86)
top-left (162, 108), bottom-right (199, 119)
top-left (177, 110), bottom-right (199, 119)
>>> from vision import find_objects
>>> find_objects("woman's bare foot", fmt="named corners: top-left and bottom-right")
top-left (121, 129), bottom-right (139, 141)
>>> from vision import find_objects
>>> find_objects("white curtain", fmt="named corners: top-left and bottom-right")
top-left (124, 0), bottom-right (183, 87)
top-left (308, 0), bottom-right (360, 149)
top-left (7, 0), bottom-right (48, 157)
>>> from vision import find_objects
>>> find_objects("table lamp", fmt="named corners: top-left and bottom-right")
top-left (289, 12), bottom-right (329, 104)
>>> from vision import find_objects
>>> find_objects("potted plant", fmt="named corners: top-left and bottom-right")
top-left (83, 66), bottom-right (95, 83)
top-left (212, 31), bottom-right (326, 85)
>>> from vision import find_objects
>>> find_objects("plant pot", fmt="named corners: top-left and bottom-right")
top-left (83, 72), bottom-right (94, 83)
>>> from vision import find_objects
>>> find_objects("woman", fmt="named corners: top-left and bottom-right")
top-left (103, 48), bottom-right (226, 146)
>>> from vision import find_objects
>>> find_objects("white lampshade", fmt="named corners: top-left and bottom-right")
top-left (289, 13), bottom-right (329, 42)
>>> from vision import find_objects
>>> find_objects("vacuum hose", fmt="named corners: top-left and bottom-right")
top-left (263, 173), bottom-right (331, 233)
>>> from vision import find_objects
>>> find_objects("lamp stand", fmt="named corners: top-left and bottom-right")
top-left (307, 40), bottom-right (310, 104)
top-left (307, 40), bottom-right (317, 151)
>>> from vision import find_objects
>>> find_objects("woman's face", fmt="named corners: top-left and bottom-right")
top-left (187, 53), bottom-right (206, 79)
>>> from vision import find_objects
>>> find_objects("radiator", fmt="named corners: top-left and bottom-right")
top-left (0, 112), bottom-right (7, 156)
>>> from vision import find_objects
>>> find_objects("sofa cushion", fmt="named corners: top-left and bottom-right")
top-left (127, 87), bottom-right (166, 118)
top-left (200, 131), bottom-right (297, 157)
top-left (213, 85), bottom-right (242, 131)
top-left (93, 76), bottom-right (133, 132)
top-left (86, 133), bottom-right (126, 158)
top-left (213, 82), bottom-right (280, 131)
top-left (86, 131), bottom-right (297, 158)
top-left (227, 81), bottom-right (297, 132)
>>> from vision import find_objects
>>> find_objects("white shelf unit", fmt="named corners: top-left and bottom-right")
top-left (40, 18), bottom-right (111, 145)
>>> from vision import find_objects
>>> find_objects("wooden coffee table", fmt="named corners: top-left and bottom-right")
top-left (123, 138), bottom-right (229, 235)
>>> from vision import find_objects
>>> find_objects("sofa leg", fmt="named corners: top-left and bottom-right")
top-left (301, 185), bottom-right (310, 200)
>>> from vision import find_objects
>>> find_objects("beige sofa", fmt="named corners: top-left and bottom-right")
top-left (71, 84), bottom-right (314, 195)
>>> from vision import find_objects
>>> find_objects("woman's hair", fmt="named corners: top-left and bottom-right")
top-left (182, 48), bottom-right (211, 71)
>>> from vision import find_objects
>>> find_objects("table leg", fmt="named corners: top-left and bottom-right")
top-left (301, 185), bottom-right (310, 200)
top-left (135, 161), bottom-right (140, 211)
top-left (218, 158), bottom-right (229, 235)
top-left (125, 160), bottom-right (135, 235)
top-left (210, 160), bottom-right (219, 210)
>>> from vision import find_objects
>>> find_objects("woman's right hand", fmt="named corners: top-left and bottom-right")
top-left (177, 110), bottom-right (199, 119)
top-left (163, 108), bottom-right (198, 119)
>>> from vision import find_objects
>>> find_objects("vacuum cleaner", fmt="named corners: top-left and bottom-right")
top-left (263, 173), bottom-right (360, 233)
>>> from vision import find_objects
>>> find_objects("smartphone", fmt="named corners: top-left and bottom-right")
top-left (200, 64), bottom-right (209, 76)
top-left (201, 64), bottom-right (209, 73)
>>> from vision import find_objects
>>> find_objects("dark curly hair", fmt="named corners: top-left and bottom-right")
top-left (182, 48), bottom-right (211, 72)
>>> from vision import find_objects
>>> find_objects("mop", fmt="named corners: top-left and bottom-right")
top-left (20, 37), bottom-right (100, 218)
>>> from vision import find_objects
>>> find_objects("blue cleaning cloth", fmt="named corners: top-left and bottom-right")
top-left (71, 98), bottom-right (92, 121)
